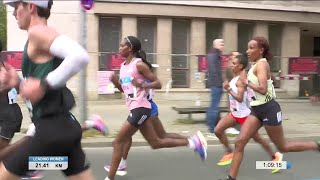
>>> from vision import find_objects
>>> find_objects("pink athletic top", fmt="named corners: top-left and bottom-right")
top-left (119, 58), bottom-right (151, 110)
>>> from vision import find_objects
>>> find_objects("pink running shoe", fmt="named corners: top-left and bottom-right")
top-left (104, 164), bottom-right (127, 176)
top-left (21, 170), bottom-right (44, 179)
top-left (87, 114), bottom-right (108, 135)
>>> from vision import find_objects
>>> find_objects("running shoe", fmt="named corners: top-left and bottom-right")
top-left (217, 152), bottom-right (234, 166)
top-left (271, 152), bottom-right (283, 174)
top-left (104, 164), bottom-right (127, 176)
top-left (218, 175), bottom-right (236, 180)
top-left (21, 170), bottom-right (44, 179)
top-left (26, 123), bottom-right (36, 137)
top-left (225, 127), bottom-right (240, 135)
top-left (192, 131), bottom-right (207, 161)
top-left (206, 132), bottom-right (218, 139)
top-left (196, 131), bottom-right (208, 149)
top-left (87, 114), bottom-right (108, 135)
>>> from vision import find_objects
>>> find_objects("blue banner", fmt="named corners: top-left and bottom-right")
top-left (29, 156), bottom-right (68, 162)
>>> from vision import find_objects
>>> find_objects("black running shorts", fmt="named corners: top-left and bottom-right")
top-left (250, 99), bottom-right (282, 126)
top-left (127, 107), bottom-right (151, 127)
top-left (3, 113), bottom-right (90, 177)
top-left (0, 103), bottom-right (23, 139)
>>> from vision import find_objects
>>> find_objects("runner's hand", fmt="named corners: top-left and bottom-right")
top-left (20, 78), bottom-right (46, 104)
top-left (0, 63), bottom-right (19, 90)
top-left (223, 81), bottom-right (230, 91)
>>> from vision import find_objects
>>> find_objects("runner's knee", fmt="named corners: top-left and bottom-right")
top-left (276, 143), bottom-right (288, 153)
top-left (112, 137), bottom-right (127, 147)
top-left (213, 127), bottom-right (224, 137)
top-left (234, 136), bottom-right (249, 152)
top-left (148, 138), bottom-right (161, 149)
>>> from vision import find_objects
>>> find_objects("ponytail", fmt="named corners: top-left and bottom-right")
top-left (137, 50), bottom-right (153, 71)
top-left (125, 36), bottom-right (154, 71)
top-left (264, 50), bottom-right (273, 63)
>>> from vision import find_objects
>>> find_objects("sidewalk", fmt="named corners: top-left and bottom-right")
top-left (12, 99), bottom-right (320, 147)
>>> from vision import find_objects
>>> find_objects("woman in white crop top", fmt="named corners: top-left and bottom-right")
top-left (214, 54), bottom-right (277, 168)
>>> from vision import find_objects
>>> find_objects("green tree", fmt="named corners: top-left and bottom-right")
top-left (0, 3), bottom-right (7, 50)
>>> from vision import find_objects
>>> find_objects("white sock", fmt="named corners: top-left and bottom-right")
top-left (188, 138), bottom-right (195, 149)
top-left (26, 123), bottom-right (36, 137)
top-left (119, 158), bottom-right (127, 167)
top-left (104, 177), bottom-right (110, 180)
top-left (84, 120), bottom-right (95, 128)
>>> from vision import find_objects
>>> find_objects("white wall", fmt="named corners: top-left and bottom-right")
top-left (6, 1), bottom-right (82, 93)
top-left (102, 0), bottom-right (320, 13)
top-left (6, 1), bottom-right (81, 51)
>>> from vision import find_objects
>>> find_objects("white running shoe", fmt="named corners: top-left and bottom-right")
top-left (225, 127), bottom-right (240, 135)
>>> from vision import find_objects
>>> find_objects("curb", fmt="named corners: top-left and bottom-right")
top-left (80, 134), bottom-right (320, 148)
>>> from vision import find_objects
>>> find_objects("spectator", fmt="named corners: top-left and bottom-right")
top-left (206, 39), bottom-right (224, 136)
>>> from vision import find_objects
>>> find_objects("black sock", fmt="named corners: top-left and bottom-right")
top-left (228, 175), bottom-right (236, 180)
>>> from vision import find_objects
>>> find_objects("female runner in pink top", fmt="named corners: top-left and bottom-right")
top-left (106, 36), bottom-right (207, 180)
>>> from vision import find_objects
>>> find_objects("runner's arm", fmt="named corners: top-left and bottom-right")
top-left (110, 74), bottom-right (123, 93)
top-left (136, 62), bottom-right (161, 89)
top-left (228, 78), bottom-right (246, 103)
top-left (247, 62), bottom-right (269, 95)
top-left (29, 28), bottom-right (89, 89)
top-left (46, 35), bottom-right (90, 88)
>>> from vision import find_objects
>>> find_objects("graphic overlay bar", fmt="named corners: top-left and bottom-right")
top-left (256, 161), bottom-right (291, 170)
top-left (29, 156), bottom-right (68, 170)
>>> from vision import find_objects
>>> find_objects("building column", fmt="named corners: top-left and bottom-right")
top-left (86, 13), bottom-right (100, 100)
top-left (121, 16), bottom-right (137, 39)
top-left (156, 18), bottom-right (172, 91)
top-left (68, 13), bottom-right (99, 100)
top-left (190, 19), bottom-right (206, 88)
top-left (253, 22), bottom-right (268, 40)
top-left (222, 21), bottom-right (238, 54)
top-left (281, 23), bottom-right (300, 97)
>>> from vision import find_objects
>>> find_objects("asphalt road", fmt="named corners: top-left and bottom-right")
top-left (39, 144), bottom-right (320, 180)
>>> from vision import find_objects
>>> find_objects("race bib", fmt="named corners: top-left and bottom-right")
top-left (148, 89), bottom-right (155, 100)
top-left (21, 77), bottom-right (33, 117)
top-left (7, 88), bottom-right (18, 104)
top-left (229, 95), bottom-right (238, 111)
top-left (25, 99), bottom-right (33, 118)
top-left (272, 84), bottom-right (277, 99)
top-left (120, 77), bottom-right (136, 99)
top-left (247, 86), bottom-right (256, 102)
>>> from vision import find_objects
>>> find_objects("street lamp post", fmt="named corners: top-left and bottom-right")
top-left (79, 7), bottom-right (87, 124)
top-left (79, 0), bottom-right (94, 123)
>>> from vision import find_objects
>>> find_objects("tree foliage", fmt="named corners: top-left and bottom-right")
top-left (0, 3), bottom-right (7, 50)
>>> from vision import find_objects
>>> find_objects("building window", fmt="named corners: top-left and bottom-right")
top-left (237, 23), bottom-right (253, 54)
top-left (137, 18), bottom-right (157, 65)
top-left (172, 19), bottom-right (190, 88)
top-left (268, 24), bottom-right (283, 72)
top-left (206, 21), bottom-right (222, 52)
top-left (99, 17), bottom-right (121, 71)
top-left (314, 37), bottom-right (320, 56)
